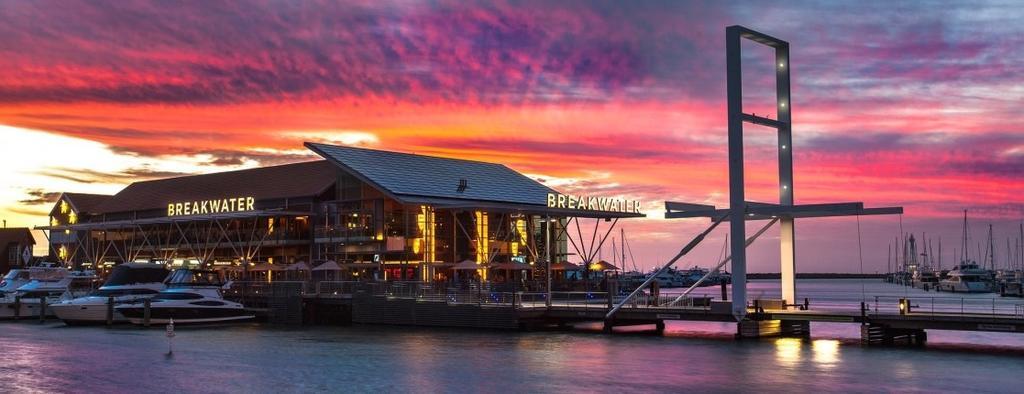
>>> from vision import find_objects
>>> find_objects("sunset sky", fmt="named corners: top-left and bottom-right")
top-left (1, 1), bottom-right (1021, 273)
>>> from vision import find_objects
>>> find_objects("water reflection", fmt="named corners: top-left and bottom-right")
top-left (774, 338), bottom-right (803, 367)
top-left (811, 339), bottom-right (839, 368)
top-left (1, 322), bottom-right (1022, 392)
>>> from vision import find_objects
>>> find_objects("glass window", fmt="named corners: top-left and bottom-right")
top-left (152, 292), bottom-right (204, 301)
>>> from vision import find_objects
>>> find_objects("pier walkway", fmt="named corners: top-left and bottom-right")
top-left (224, 280), bottom-right (1024, 344)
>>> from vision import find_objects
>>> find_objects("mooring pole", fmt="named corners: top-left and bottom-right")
top-left (106, 296), bottom-right (115, 326)
top-left (143, 298), bottom-right (152, 327)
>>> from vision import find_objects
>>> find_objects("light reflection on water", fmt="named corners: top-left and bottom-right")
top-left (811, 339), bottom-right (840, 367)
top-left (0, 322), bottom-right (1021, 393)
top-left (0, 281), bottom-right (1022, 393)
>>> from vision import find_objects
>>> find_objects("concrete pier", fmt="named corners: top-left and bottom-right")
top-left (861, 324), bottom-right (927, 346)
top-left (737, 319), bottom-right (810, 339)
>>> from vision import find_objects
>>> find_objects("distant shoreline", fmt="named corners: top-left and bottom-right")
top-left (748, 273), bottom-right (885, 279)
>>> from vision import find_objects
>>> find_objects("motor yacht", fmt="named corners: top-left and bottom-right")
top-left (0, 269), bottom-right (35, 294)
top-left (938, 260), bottom-right (993, 293)
top-left (52, 263), bottom-right (169, 325)
top-left (0, 268), bottom-right (98, 318)
top-left (116, 269), bottom-right (254, 325)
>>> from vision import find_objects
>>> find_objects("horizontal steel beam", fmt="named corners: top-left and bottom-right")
top-left (741, 113), bottom-right (787, 129)
top-left (665, 201), bottom-right (903, 220)
top-left (730, 25), bottom-right (788, 48)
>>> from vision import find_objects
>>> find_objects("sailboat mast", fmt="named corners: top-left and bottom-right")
top-left (620, 228), bottom-right (625, 271)
top-left (987, 224), bottom-right (995, 270)
top-left (962, 210), bottom-right (969, 263)
top-left (887, 243), bottom-right (892, 275)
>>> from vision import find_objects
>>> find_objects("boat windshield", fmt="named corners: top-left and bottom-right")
top-left (104, 265), bottom-right (169, 286)
top-left (165, 269), bottom-right (224, 287)
top-left (3, 270), bottom-right (30, 281)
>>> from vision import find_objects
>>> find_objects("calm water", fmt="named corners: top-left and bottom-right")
top-left (2, 280), bottom-right (1022, 393)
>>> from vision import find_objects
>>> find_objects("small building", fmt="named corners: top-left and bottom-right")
top-left (0, 227), bottom-right (35, 274)
top-left (40, 143), bottom-right (644, 282)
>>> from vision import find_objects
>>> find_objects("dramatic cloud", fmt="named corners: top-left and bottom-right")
top-left (1, 1), bottom-right (1022, 272)
top-left (18, 189), bottom-right (61, 205)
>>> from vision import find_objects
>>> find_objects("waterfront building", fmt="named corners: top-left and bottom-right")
top-left (40, 143), bottom-right (643, 282)
top-left (0, 227), bottom-right (35, 274)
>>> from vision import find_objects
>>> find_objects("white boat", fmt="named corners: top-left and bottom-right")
top-left (938, 261), bottom-right (992, 293)
top-left (996, 270), bottom-right (1023, 297)
top-left (51, 263), bottom-right (169, 325)
top-left (116, 269), bottom-right (254, 325)
top-left (0, 269), bottom-right (35, 294)
top-left (0, 268), bottom-right (98, 318)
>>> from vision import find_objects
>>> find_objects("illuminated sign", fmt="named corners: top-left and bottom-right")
top-left (546, 192), bottom-right (642, 214)
top-left (168, 197), bottom-right (254, 216)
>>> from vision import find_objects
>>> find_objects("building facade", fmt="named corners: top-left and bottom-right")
top-left (42, 143), bottom-right (642, 281)
top-left (0, 227), bottom-right (35, 274)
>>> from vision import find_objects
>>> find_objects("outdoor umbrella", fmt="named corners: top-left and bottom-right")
top-left (588, 260), bottom-right (619, 271)
top-left (312, 260), bottom-right (343, 271)
top-left (551, 261), bottom-right (581, 271)
top-left (287, 261), bottom-right (311, 271)
top-left (313, 260), bottom-right (343, 280)
top-left (286, 261), bottom-right (311, 280)
top-left (452, 259), bottom-right (485, 270)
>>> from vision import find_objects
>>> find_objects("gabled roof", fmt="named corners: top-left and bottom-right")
top-left (0, 228), bottom-right (34, 246)
top-left (95, 160), bottom-right (337, 214)
top-left (60, 192), bottom-right (113, 214)
top-left (306, 142), bottom-right (555, 206)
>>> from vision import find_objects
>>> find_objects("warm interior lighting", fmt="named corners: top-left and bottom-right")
top-left (60, 200), bottom-right (69, 214)
top-left (475, 211), bottom-right (489, 280)
top-left (511, 217), bottom-right (527, 257)
top-left (68, 211), bottom-right (78, 224)
top-left (416, 206), bottom-right (435, 263)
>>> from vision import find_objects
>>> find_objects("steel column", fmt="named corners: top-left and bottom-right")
top-left (726, 26), bottom-right (747, 321)
top-left (776, 41), bottom-right (797, 305)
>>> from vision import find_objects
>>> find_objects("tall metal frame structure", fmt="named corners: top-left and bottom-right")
top-left (728, 26), bottom-right (794, 318)
top-left (664, 26), bottom-right (902, 321)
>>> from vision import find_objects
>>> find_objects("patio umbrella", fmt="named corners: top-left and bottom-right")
top-left (312, 260), bottom-right (343, 281)
top-left (588, 260), bottom-right (619, 271)
top-left (452, 259), bottom-right (485, 270)
top-left (287, 261), bottom-right (311, 271)
top-left (312, 260), bottom-right (343, 271)
top-left (550, 261), bottom-right (581, 271)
